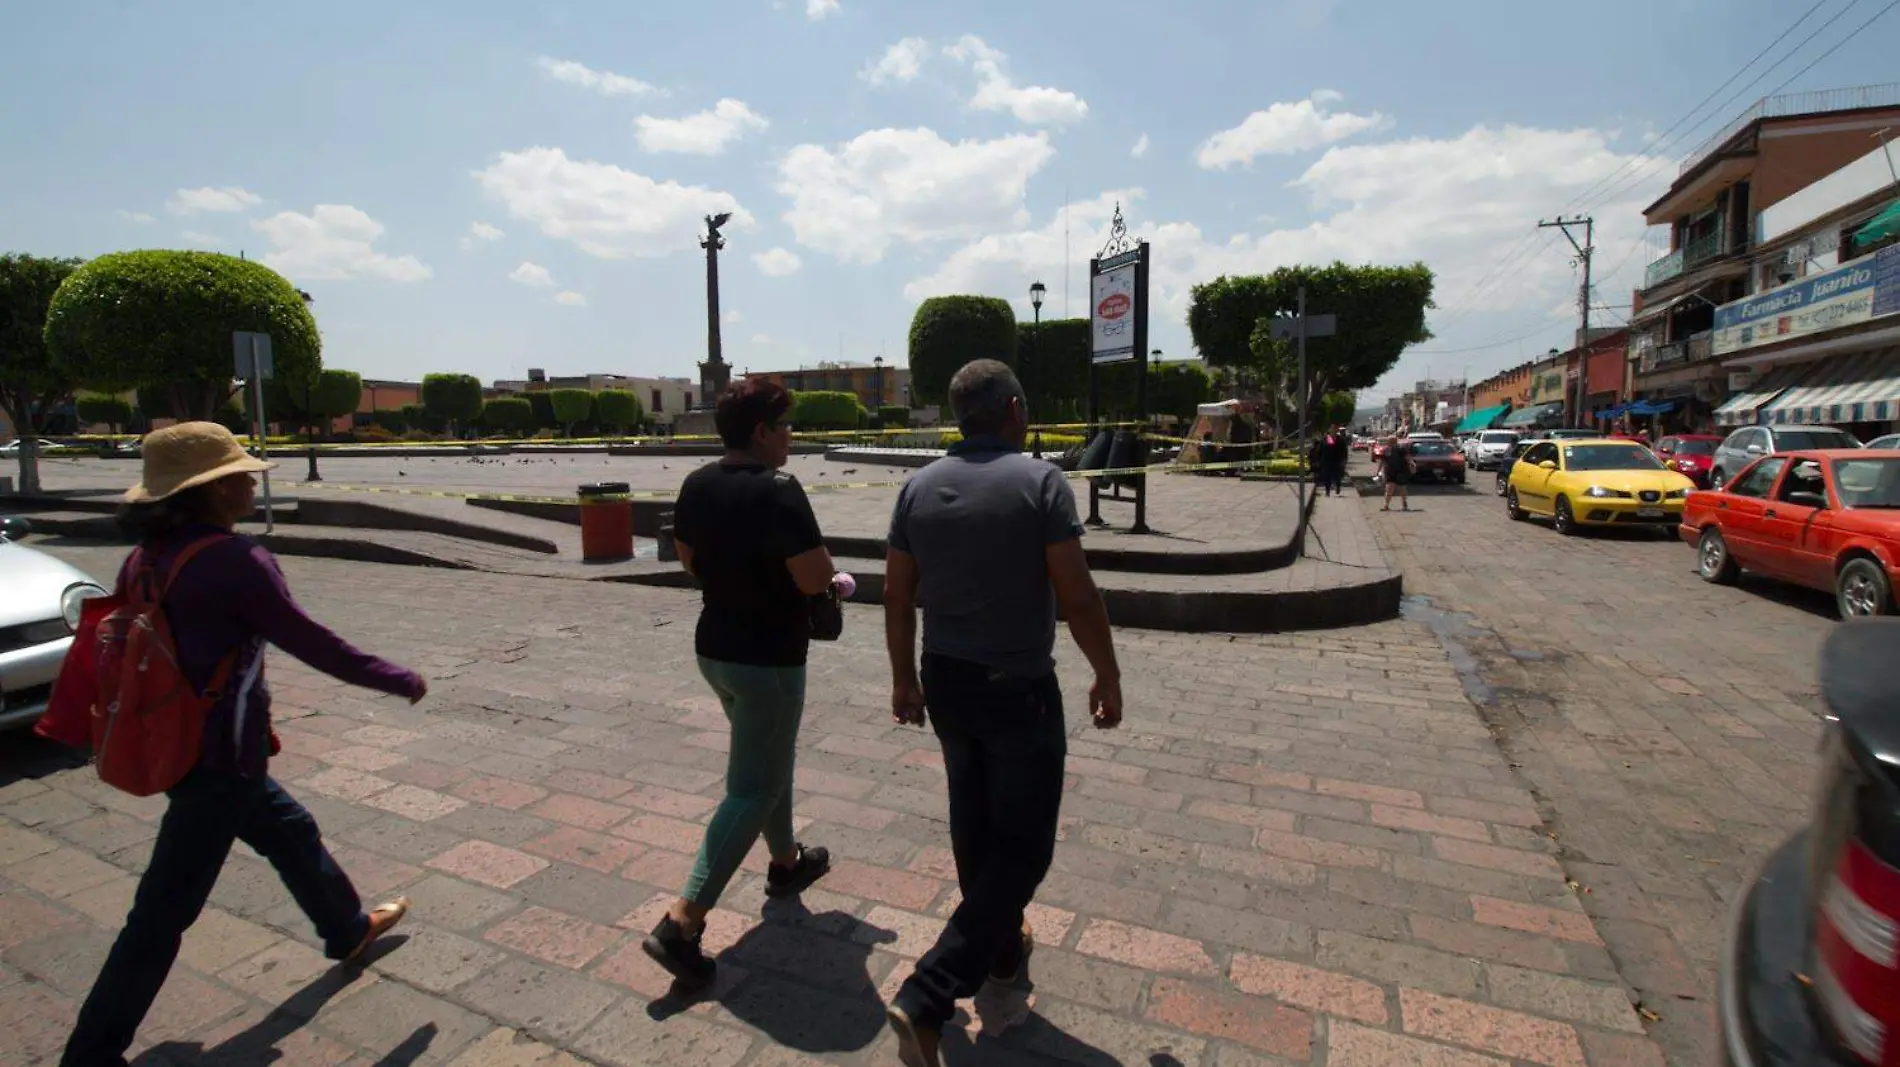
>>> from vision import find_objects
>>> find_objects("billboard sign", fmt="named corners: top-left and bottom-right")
top-left (1712, 244), bottom-right (1900, 355)
top-left (1091, 263), bottom-right (1137, 364)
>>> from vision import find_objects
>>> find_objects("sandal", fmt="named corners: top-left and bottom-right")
top-left (345, 896), bottom-right (410, 963)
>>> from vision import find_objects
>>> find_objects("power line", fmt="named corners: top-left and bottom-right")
top-left (1760, 0), bottom-right (1899, 100)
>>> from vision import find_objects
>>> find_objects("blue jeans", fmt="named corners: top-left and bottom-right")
top-left (62, 770), bottom-right (368, 1067)
top-left (682, 657), bottom-right (807, 907)
top-left (897, 654), bottom-right (1067, 1029)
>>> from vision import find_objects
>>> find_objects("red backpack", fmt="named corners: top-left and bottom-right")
top-left (38, 535), bottom-right (238, 796)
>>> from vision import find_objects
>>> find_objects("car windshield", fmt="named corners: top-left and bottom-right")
top-left (1777, 430), bottom-right (1859, 450)
top-left (1562, 444), bottom-right (1664, 472)
top-left (1672, 440), bottom-right (1715, 456)
top-left (1833, 458), bottom-right (1900, 508)
top-left (1412, 442), bottom-right (1455, 455)
top-left (1480, 432), bottom-right (1517, 444)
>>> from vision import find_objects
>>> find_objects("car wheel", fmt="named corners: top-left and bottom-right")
top-left (1455, 472), bottom-right (1466, 484)
top-left (1697, 528), bottom-right (1738, 584)
top-left (1710, 468), bottom-right (1727, 490)
top-left (1553, 496), bottom-right (1577, 536)
top-left (1495, 472), bottom-right (1509, 497)
top-left (1506, 487), bottom-right (1526, 521)
top-left (1837, 557), bottom-right (1893, 618)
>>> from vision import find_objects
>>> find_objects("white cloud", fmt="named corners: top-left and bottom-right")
top-left (536, 56), bottom-right (659, 97)
top-left (751, 333), bottom-right (773, 344)
top-left (862, 38), bottom-right (927, 85)
top-left (945, 36), bottom-right (1087, 127)
top-left (459, 220), bottom-right (504, 250)
top-left (725, 309), bottom-right (743, 323)
top-left (473, 146), bottom-right (752, 260)
top-left (117, 209), bottom-right (155, 224)
top-left (167, 186), bottom-right (262, 215)
top-left (552, 290), bottom-right (587, 306)
top-left (1131, 133), bottom-right (1150, 159)
top-left (250, 205), bottom-right (431, 282)
top-left (907, 123), bottom-right (1663, 389)
top-left (509, 261), bottom-right (555, 288)
top-left (1196, 91), bottom-right (1388, 169)
top-left (635, 99), bottom-right (769, 155)
top-left (753, 247), bottom-right (803, 276)
top-left (180, 230), bottom-right (223, 247)
top-left (776, 127), bottom-right (1054, 263)
top-left (806, 0), bottom-right (840, 19)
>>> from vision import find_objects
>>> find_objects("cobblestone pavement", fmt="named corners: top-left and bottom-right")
top-left (3, 545), bottom-right (1661, 1066)
top-left (1364, 477), bottom-right (1834, 1067)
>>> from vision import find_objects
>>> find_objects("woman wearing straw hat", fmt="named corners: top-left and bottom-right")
top-left (61, 422), bottom-right (427, 1067)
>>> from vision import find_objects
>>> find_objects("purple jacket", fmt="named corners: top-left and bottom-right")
top-left (118, 526), bottom-right (421, 778)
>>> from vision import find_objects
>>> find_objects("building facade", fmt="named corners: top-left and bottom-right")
top-left (743, 361), bottom-right (912, 412)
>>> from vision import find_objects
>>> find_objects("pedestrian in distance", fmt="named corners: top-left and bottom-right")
top-left (59, 422), bottom-right (426, 1067)
top-left (642, 378), bottom-right (835, 990)
top-left (882, 359), bottom-right (1124, 1067)
top-left (1381, 435), bottom-right (1414, 512)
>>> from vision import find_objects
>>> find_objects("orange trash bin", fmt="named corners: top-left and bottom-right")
top-left (578, 482), bottom-right (633, 562)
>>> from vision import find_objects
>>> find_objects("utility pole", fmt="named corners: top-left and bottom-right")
top-left (1538, 215), bottom-right (1594, 427)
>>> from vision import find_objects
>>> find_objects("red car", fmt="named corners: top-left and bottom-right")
top-left (1681, 449), bottom-right (1900, 617)
top-left (1656, 434), bottom-right (1724, 488)
top-left (1405, 439), bottom-right (1467, 483)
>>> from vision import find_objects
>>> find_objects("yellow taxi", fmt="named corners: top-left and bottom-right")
top-left (1504, 437), bottom-right (1696, 536)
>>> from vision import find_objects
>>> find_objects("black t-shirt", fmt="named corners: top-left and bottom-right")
top-left (673, 461), bottom-right (825, 667)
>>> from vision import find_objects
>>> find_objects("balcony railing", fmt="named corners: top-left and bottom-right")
top-left (1636, 331), bottom-right (1714, 375)
top-left (1645, 249), bottom-right (1685, 289)
top-left (1687, 332), bottom-right (1712, 363)
top-left (1678, 83), bottom-right (1900, 176)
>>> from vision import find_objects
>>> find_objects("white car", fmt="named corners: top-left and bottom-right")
top-left (1463, 430), bottom-right (1521, 470)
top-left (0, 439), bottom-right (58, 458)
top-left (0, 518), bottom-right (109, 729)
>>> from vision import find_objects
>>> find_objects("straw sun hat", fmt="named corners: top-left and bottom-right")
top-left (125, 422), bottom-right (274, 504)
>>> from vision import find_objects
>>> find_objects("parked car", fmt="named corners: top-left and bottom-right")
top-left (1495, 439), bottom-right (1540, 497)
top-left (1684, 449), bottom-right (1900, 617)
top-left (1656, 434), bottom-right (1725, 488)
top-left (1718, 619), bottom-right (1900, 1067)
top-left (1406, 439), bottom-right (1467, 483)
top-left (1463, 430), bottom-right (1520, 470)
top-left (1542, 428), bottom-right (1600, 441)
top-left (1506, 438), bottom-right (1695, 535)
top-left (1863, 432), bottom-right (1900, 450)
top-left (0, 517), bottom-right (109, 730)
top-left (1710, 424), bottom-right (1862, 489)
top-left (0, 439), bottom-right (57, 458)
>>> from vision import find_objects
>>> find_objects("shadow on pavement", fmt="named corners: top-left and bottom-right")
top-left (939, 1007), bottom-right (1171, 1067)
top-left (134, 963), bottom-right (403, 1066)
top-left (0, 733), bottom-right (89, 787)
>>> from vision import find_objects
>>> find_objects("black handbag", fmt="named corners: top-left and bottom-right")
top-left (808, 586), bottom-right (843, 642)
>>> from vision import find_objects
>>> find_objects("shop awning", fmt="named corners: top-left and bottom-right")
top-left (1759, 347), bottom-right (1900, 426)
top-left (1852, 200), bottom-right (1900, 245)
top-left (1454, 404), bottom-right (1510, 433)
top-left (1629, 291), bottom-right (1699, 326)
top-left (1629, 399), bottom-right (1677, 416)
top-left (1713, 363), bottom-right (1815, 426)
top-left (1593, 403), bottom-right (1630, 420)
top-left (1500, 402), bottom-right (1565, 428)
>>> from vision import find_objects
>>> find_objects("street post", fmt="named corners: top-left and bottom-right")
top-left (233, 331), bottom-right (276, 533)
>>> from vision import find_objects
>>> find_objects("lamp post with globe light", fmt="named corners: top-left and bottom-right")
top-left (1029, 280), bottom-right (1046, 456)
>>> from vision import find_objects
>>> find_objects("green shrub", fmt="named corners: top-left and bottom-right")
top-left (908, 296), bottom-right (1016, 406)
top-left (791, 390), bottom-right (867, 431)
top-left (594, 389), bottom-right (645, 433)
top-left (421, 373), bottom-right (482, 434)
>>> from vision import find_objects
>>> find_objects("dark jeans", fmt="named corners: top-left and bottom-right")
top-left (897, 654), bottom-right (1067, 1029)
top-left (62, 770), bottom-right (369, 1067)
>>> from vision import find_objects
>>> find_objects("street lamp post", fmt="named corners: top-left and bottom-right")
top-left (297, 289), bottom-right (320, 482)
top-left (1029, 280), bottom-right (1045, 457)
top-left (873, 355), bottom-right (885, 409)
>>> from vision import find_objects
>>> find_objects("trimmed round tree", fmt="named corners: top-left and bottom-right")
top-left (791, 390), bottom-right (866, 431)
top-left (907, 295), bottom-right (1017, 407)
top-left (421, 373), bottom-right (483, 436)
top-left (45, 251), bottom-right (320, 420)
top-left (75, 393), bottom-right (133, 434)
top-left (593, 388), bottom-right (645, 434)
top-left (548, 388), bottom-right (595, 437)
top-left (481, 396), bottom-right (533, 435)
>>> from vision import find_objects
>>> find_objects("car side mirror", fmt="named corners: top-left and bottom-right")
top-left (0, 516), bottom-right (32, 541)
top-left (1745, 444), bottom-right (1765, 455)
top-left (1786, 491), bottom-right (1828, 509)
top-left (1537, 460), bottom-right (1557, 470)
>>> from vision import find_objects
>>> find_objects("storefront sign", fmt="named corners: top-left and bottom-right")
top-left (1529, 369), bottom-right (1565, 403)
top-left (1090, 262), bottom-right (1138, 364)
top-left (1713, 244), bottom-right (1900, 355)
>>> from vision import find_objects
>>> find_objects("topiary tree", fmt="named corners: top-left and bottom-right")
top-left (1, 253), bottom-right (85, 493)
top-left (44, 251), bottom-right (320, 421)
top-left (481, 396), bottom-right (533, 435)
top-left (908, 295), bottom-right (1017, 406)
top-left (877, 404), bottom-right (910, 429)
top-left (398, 403), bottom-right (430, 433)
top-left (593, 388), bottom-right (645, 434)
top-left (264, 368), bottom-right (362, 439)
top-left (790, 390), bottom-right (866, 431)
top-left (1316, 389), bottom-right (1357, 430)
top-left (526, 391), bottom-right (556, 432)
top-left (75, 393), bottom-right (132, 434)
top-left (548, 388), bottom-right (595, 437)
top-left (421, 373), bottom-right (483, 437)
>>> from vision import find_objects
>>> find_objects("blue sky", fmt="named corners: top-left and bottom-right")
top-left (4, 0), bottom-right (1895, 402)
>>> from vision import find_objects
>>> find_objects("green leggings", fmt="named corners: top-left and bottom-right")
top-left (682, 656), bottom-right (807, 907)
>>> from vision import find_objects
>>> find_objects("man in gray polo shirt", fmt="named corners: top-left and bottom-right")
top-left (882, 359), bottom-right (1122, 1065)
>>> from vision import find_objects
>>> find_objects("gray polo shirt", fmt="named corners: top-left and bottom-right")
top-left (888, 435), bottom-right (1085, 678)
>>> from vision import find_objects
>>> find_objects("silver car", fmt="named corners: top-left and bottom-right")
top-left (1708, 424), bottom-right (1861, 489)
top-left (1463, 430), bottom-right (1520, 470)
top-left (0, 518), bottom-right (110, 729)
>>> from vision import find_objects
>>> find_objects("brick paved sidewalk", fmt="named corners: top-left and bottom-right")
top-left (1, 551), bottom-right (1659, 1066)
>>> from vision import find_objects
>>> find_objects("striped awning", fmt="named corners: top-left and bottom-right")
top-left (1712, 363), bottom-right (1814, 426)
top-left (1760, 347), bottom-right (1900, 426)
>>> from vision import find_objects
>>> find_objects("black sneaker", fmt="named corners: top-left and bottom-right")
top-left (989, 918), bottom-right (1035, 983)
top-left (765, 843), bottom-right (831, 897)
top-left (641, 915), bottom-right (715, 990)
